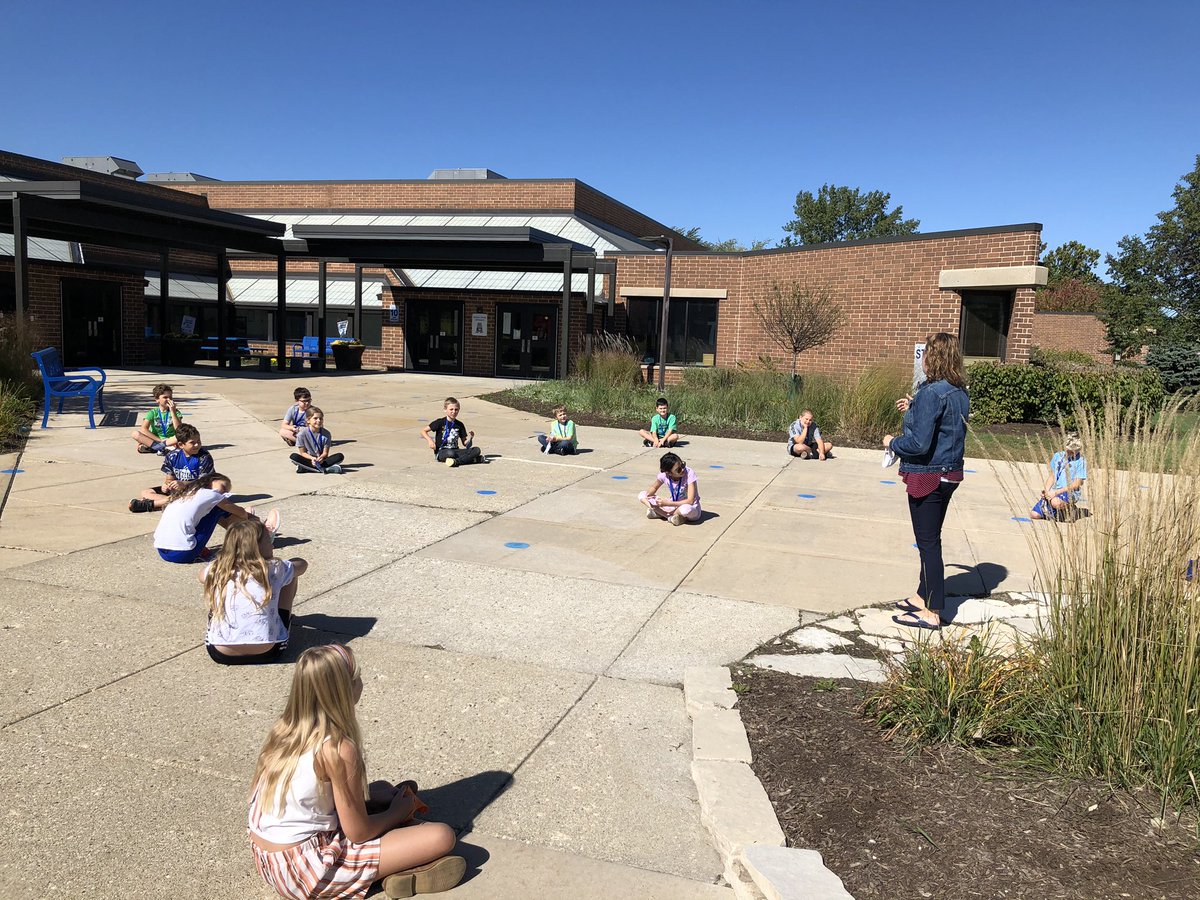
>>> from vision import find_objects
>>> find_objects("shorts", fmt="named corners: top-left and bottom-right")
top-left (252, 830), bottom-right (381, 900)
top-left (207, 643), bottom-right (285, 665)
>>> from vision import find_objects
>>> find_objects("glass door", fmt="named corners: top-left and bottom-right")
top-left (61, 279), bottom-right (122, 366)
top-left (495, 303), bottom-right (558, 378)
top-left (406, 300), bottom-right (464, 373)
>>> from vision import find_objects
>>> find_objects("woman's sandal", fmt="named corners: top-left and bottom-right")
top-left (382, 855), bottom-right (467, 898)
top-left (893, 598), bottom-right (920, 613)
top-left (891, 611), bottom-right (945, 631)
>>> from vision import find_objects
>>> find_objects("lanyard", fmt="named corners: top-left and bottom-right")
top-left (656, 417), bottom-right (668, 437)
top-left (443, 419), bottom-right (456, 445)
top-left (175, 451), bottom-right (200, 480)
top-left (310, 430), bottom-right (327, 454)
top-left (157, 408), bottom-right (171, 436)
top-left (667, 474), bottom-right (685, 502)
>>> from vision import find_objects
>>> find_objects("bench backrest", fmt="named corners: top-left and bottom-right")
top-left (300, 336), bottom-right (338, 355)
top-left (31, 347), bottom-right (65, 381)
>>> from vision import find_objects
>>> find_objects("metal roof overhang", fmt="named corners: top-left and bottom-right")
top-left (281, 224), bottom-right (599, 271)
top-left (0, 180), bottom-right (285, 255)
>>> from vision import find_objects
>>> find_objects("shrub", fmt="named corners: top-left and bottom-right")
top-left (573, 333), bottom-right (643, 388)
top-left (0, 380), bottom-right (34, 452)
top-left (1145, 342), bottom-right (1200, 393)
top-left (0, 315), bottom-right (40, 394)
top-left (1027, 346), bottom-right (1101, 369)
top-left (836, 363), bottom-right (909, 444)
top-left (968, 362), bottom-right (1164, 426)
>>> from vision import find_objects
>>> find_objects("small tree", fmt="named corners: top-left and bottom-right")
top-left (754, 281), bottom-right (847, 386)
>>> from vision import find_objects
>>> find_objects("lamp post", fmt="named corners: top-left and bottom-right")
top-left (640, 234), bottom-right (674, 392)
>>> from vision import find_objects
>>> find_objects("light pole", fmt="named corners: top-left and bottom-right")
top-left (640, 234), bottom-right (674, 392)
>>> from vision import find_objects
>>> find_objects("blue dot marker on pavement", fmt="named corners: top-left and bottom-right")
top-left (1, 468), bottom-right (24, 475)
top-left (1011, 516), bottom-right (1032, 523)
top-left (965, 469), bottom-right (977, 474)
top-left (709, 464), bottom-right (724, 469)
top-left (913, 543), bottom-right (918, 548)
top-left (476, 490), bottom-right (497, 495)
top-left (797, 493), bottom-right (817, 499)
top-left (611, 475), bottom-right (629, 480)
top-left (880, 480), bottom-right (897, 485)
top-left (1140, 485), bottom-right (1150, 490)
top-left (504, 541), bottom-right (530, 550)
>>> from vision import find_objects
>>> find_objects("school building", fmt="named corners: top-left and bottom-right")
top-left (2, 149), bottom-right (1049, 379)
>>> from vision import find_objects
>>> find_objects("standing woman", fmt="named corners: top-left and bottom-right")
top-left (883, 333), bottom-right (970, 630)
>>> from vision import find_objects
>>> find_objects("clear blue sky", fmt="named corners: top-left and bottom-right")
top-left (4, 0), bottom-right (1197, 267)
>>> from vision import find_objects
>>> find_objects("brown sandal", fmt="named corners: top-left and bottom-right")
top-left (383, 855), bottom-right (466, 898)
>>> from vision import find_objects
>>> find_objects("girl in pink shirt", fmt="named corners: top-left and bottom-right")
top-left (639, 452), bottom-right (701, 525)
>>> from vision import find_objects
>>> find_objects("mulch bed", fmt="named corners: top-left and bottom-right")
top-left (736, 666), bottom-right (1200, 900)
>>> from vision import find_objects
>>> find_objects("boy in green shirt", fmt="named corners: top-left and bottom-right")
top-left (639, 397), bottom-right (679, 448)
top-left (130, 383), bottom-right (182, 455)
top-left (538, 405), bottom-right (578, 455)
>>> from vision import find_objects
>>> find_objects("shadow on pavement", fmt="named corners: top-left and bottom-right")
top-left (421, 769), bottom-right (515, 834)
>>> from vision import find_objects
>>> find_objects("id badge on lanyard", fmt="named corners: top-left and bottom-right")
top-left (157, 409), bottom-right (171, 437)
top-left (668, 475), bottom-right (684, 502)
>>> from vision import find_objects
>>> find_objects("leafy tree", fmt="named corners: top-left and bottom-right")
top-left (753, 281), bottom-right (846, 382)
top-left (1040, 240), bottom-right (1102, 285)
top-left (780, 184), bottom-right (919, 246)
top-left (1102, 235), bottom-right (1165, 356)
top-left (1146, 154), bottom-right (1200, 335)
top-left (672, 227), bottom-right (771, 253)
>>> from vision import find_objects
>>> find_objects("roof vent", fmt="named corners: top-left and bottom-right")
top-left (144, 172), bottom-right (221, 183)
top-left (427, 168), bottom-right (506, 180)
top-left (60, 156), bottom-right (144, 180)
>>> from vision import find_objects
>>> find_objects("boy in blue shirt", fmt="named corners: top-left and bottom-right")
top-left (1031, 434), bottom-right (1087, 521)
top-left (279, 387), bottom-right (312, 446)
top-left (129, 423), bottom-right (216, 512)
top-left (639, 398), bottom-right (679, 448)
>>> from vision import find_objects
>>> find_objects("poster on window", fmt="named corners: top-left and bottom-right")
top-left (337, 319), bottom-right (350, 337)
top-left (471, 313), bottom-right (488, 337)
top-left (180, 315), bottom-right (196, 336)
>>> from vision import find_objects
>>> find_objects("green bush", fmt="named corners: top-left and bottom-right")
top-left (0, 381), bottom-right (34, 452)
top-left (968, 362), bottom-right (1164, 426)
top-left (1146, 342), bottom-right (1200, 393)
top-left (1027, 346), bottom-right (1101, 369)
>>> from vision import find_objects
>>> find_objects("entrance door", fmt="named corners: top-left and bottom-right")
top-left (406, 301), bottom-right (463, 373)
top-left (496, 303), bottom-right (558, 378)
top-left (61, 279), bottom-right (122, 366)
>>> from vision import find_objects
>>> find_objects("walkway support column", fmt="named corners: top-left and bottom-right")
top-left (354, 265), bottom-right (363, 342)
top-left (276, 254), bottom-right (287, 371)
top-left (12, 195), bottom-right (28, 316)
top-left (559, 252), bottom-right (572, 379)
top-left (158, 250), bottom-right (169, 358)
top-left (216, 250), bottom-right (228, 369)
top-left (318, 259), bottom-right (327, 368)
top-left (585, 264), bottom-right (596, 354)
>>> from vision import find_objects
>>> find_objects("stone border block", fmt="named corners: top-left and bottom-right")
top-left (692, 707), bottom-right (752, 763)
top-left (684, 665), bottom-right (737, 717)
top-left (691, 759), bottom-right (785, 864)
top-left (742, 845), bottom-right (854, 900)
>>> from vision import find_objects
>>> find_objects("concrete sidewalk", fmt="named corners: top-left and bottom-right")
top-left (0, 368), bottom-right (1040, 899)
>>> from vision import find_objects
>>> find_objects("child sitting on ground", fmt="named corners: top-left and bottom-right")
top-left (152, 472), bottom-right (279, 564)
top-left (201, 518), bottom-right (308, 666)
top-left (129, 423), bottom-right (215, 512)
top-left (248, 644), bottom-right (465, 900)
top-left (638, 398), bottom-right (679, 448)
top-left (131, 383), bottom-right (182, 455)
top-left (421, 397), bottom-right (481, 466)
top-left (787, 409), bottom-right (834, 460)
top-left (538, 405), bottom-right (578, 455)
top-left (290, 406), bottom-right (345, 474)
top-left (279, 387), bottom-right (313, 446)
top-left (1031, 433), bottom-right (1087, 521)
top-left (639, 451), bottom-right (702, 525)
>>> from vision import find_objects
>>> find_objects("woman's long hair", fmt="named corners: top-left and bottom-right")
top-left (923, 332), bottom-right (967, 388)
top-left (204, 518), bottom-right (270, 622)
top-left (166, 472), bottom-right (231, 505)
top-left (251, 644), bottom-right (367, 815)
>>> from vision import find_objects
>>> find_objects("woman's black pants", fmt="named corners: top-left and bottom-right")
top-left (907, 481), bottom-right (959, 612)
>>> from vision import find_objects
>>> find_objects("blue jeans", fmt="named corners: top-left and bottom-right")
top-left (907, 481), bottom-right (958, 611)
top-left (538, 435), bottom-right (576, 454)
top-left (157, 507), bottom-right (230, 563)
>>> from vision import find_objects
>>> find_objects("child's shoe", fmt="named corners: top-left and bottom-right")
top-left (296, 465), bottom-right (307, 474)
top-left (669, 511), bottom-right (684, 526)
top-left (643, 439), bottom-right (653, 447)
top-left (196, 547), bottom-right (215, 562)
top-left (137, 444), bottom-right (155, 454)
top-left (382, 855), bottom-right (466, 899)
top-left (646, 506), bottom-right (659, 519)
top-left (445, 456), bottom-right (458, 468)
top-left (326, 464), bottom-right (343, 474)
top-left (128, 498), bottom-right (156, 513)
top-left (150, 440), bottom-right (167, 454)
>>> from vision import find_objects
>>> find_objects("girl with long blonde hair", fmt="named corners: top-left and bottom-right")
top-left (201, 518), bottom-right (307, 665)
top-left (249, 644), bottom-right (464, 899)
top-left (152, 472), bottom-right (280, 564)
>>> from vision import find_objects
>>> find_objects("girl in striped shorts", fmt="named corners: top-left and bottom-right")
top-left (248, 644), bottom-right (466, 899)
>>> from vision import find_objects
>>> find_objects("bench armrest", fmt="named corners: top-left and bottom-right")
top-left (62, 367), bottom-right (107, 385)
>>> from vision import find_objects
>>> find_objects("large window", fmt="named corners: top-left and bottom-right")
top-left (959, 290), bottom-right (1012, 360)
top-left (626, 296), bottom-right (718, 366)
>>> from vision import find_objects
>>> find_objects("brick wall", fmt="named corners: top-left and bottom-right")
top-left (608, 226), bottom-right (1042, 378)
top-left (0, 150), bottom-right (210, 207)
top-left (1031, 312), bottom-right (1112, 364)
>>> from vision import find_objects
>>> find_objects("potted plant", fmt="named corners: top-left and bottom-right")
top-left (331, 339), bottom-right (366, 371)
top-left (161, 333), bottom-right (201, 367)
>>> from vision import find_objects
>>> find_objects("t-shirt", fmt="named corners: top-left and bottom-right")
top-left (154, 488), bottom-right (228, 551)
top-left (429, 417), bottom-right (469, 452)
top-left (296, 426), bottom-right (332, 459)
top-left (283, 404), bottom-right (308, 429)
top-left (650, 412), bottom-right (677, 438)
top-left (161, 448), bottom-right (215, 483)
top-left (656, 466), bottom-right (700, 504)
top-left (1050, 451), bottom-right (1087, 501)
top-left (788, 419), bottom-right (823, 447)
top-left (143, 406), bottom-right (181, 440)
top-left (204, 558), bottom-right (295, 646)
top-left (549, 419), bottom-right (577, 446)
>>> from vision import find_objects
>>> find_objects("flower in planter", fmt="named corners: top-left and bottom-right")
top-left (331, 340), bottom-right (364, 347)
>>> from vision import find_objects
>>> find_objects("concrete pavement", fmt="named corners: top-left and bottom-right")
top-left (0, 367), bottom-right (1041, 898)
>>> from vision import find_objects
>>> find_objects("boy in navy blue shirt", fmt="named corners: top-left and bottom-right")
top-left (129, 423), bottom-right (216, 512)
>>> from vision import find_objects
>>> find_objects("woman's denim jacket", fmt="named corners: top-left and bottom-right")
top-left (890, 379), bottom-right (970, 474)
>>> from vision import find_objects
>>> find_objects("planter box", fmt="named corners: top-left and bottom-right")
top-left (289, 357), bottom-right (305, 373)
top-left (332, 344), bottom-right (365, 371)
top-left (161, 339), bottom-right (200, 367)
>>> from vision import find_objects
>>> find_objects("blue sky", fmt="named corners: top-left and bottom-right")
top-left (3, 0), bottom-right (1197, 266)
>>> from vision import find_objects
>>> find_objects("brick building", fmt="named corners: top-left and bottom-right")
top-left (2, 150), bottom-right (1048, 377)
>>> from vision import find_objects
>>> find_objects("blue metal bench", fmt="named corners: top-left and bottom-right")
top-left (199, 336), bottom-right (253, 359)
top-left (31, 347), bottom-right (107, 429)
top-left (291, 336), bottom-right (339, 359)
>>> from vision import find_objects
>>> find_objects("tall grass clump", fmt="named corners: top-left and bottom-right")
top-left (837, 363), bottom-right (909, 444)
top-left (0, 316), bottom-right (39, 450)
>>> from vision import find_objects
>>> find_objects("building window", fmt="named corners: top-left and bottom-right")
top-left (626, 296), bottom-right (718, 366)
top-left (959, 290), bottom-right (1012, 360)
top-left (0, 274), bottom-right (16, 316)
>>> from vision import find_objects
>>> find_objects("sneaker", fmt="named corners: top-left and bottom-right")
top-left (445, 456), bottom-right (458, 467)
top-left (326, 464), bottom-right (343, 474)
top-left (136, 444), bottom-right (155, 454)
top-left (798, 449), bottom-right (811, 460)
top-left (128, 498), bottom-right (156, 513)
top-left (669, 511), bottom-right (684, 526)
top-left (646, 506), bottom-right (659, 519)
top-left (382, 855), bottom-right (466, 899)
top-left (296, 465), bottom-right (307, 474)
top-left (196, 547), bottom-right (214, 562)
top-left (150, 440), bottom-right (167, 454)
top-left (643, 439), bottom-right (653, 447)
